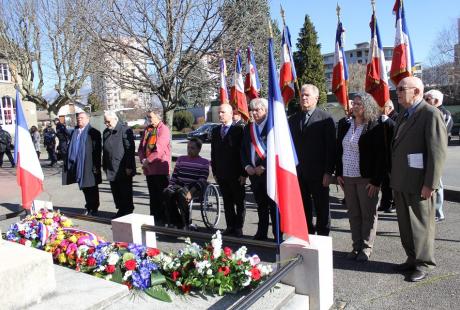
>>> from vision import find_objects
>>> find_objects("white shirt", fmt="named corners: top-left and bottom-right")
top-left (342, 122), bottom-right (364, 177)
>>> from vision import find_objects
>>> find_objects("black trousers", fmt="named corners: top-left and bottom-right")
top-left (110, 177), bottom-right (134, 216)
top-left (218, 178), bottom-right (245, 230)
top-left (146, 175), bottom-right (169, 224)
top-left (379, 174), bottom-right (394, 209)
top-left (250, 174), bottom-right (281, 242)
top-left (0, 150), bottom-right (14, 167)
top-left (163, 185), bottom-right (190, 229)
top-left (46, 146), bottom-right (57, 164)
top-left (82, 185), bottom-right (100, 211)
top-left (299, 177), bottom-right (331, 236)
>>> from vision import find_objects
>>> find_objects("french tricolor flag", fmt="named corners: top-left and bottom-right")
top-left (267, 37), bottom-right (309, 242)
top-left (390, 0), bottom-right (414, 86)
top-left (332, 20), bottom-right (349, 110)
top-left (219, 58), bottom-right (229, 105)
top-left (244, 44), bottom-right (261, 100)
top-left (14, 90), bottom-right (44, 209)
top-left (279, 25), bottom-right (297, 105)
top-left (230, 50), bottom-right (249, 120)
top-left (365, 11), bottom-right (389, 107)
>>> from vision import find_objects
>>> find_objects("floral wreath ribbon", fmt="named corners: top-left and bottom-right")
top-left (249, 122), bottom-right (266, 166)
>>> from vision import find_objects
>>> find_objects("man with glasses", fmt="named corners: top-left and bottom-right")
top-left (391, 77), bottom-right (447, 282)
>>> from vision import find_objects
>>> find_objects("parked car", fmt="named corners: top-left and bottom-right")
top-left (187, 123), bottom-right (219, 142)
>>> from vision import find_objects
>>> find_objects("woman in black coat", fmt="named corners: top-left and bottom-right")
top-left (336, 93), bottom-right (385, 262)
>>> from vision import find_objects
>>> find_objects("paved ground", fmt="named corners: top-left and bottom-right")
top-left (1, 142), bottom-right (459, 309)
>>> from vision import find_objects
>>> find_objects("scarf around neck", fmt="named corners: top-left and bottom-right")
top-left (143, 125), bottom-right (158, 157)
top-left (68, 125), bottom-right (90, 188)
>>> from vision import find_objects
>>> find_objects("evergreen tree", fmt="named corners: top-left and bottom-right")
top-left (294, 15), bottom-right (327, 104)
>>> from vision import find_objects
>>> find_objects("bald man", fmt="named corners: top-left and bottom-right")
top-left (211, 103), bottom-right (246, 237)
top-left (391, 77), bottom-right (447, 282)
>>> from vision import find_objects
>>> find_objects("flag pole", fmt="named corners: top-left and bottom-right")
top-left (336, 3), bottom-right (350, 114)
top-left (280, 5), bottom-right (301, 105)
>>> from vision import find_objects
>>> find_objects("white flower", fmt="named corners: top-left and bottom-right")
top-left (105, 274), bottom-right (112, 281)
top-left (242, 276), bottom-right (251, 287)
top-left (107, 253), bottom-right (120, 265)
top-left (77, 245), bottom-right (89, 258)
top-left (211, 231), bottom-right (222, 259)
top-left (195, 260), bottom-right (211, 275)
top-left (249, 254), bottom-right (260, 266)
top-left (123, 270), bottom-right (133, 281)
top-left (206, 269), bottom-right (213, 276)
top-left (46, 212), bottom-right (54, 219)
top-left (234, 246), bottom-right (247, 261)
top-left (176, 281), bottom-right (182, 287)
top-left (25, 240), bottom-right (32, 247)
top-left (257, 264), bottom-right (273, 277)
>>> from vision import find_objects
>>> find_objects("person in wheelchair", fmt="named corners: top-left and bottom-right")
top-left (163, 137), bottom-right (209, 229)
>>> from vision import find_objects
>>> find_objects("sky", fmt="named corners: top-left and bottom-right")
top-left (269, 0), bottom-right (459, 64)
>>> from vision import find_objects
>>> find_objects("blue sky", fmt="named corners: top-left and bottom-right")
top-left (269, 0), bottom-right (459, 64)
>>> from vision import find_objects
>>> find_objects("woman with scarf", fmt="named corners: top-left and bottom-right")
top-left (62, 111), bottom-right (102, 216)
top-left (138, 110), bottom-right (171, 225)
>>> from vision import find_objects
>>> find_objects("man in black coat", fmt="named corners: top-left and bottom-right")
top-left (54, 118), bottom-right (70, 161)
top-left (63, 111), bottom-right (102, 215)
top-left (211, 103), bottom-right (246, 237)
top-left (241, 98), bottom-right (281, 242)
top-left (103, 111), bottom-right (136, 218)
top-left (288, 84), bottom-right (336, 236)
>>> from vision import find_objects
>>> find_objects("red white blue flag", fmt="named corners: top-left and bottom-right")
top-left (267, 37), bottom-right (309, 242)
top-left (390, 0), bottom-right (414, 86)
top-left (245, 45), bottom-right (261, 100)
top-left (332, 21), bottom-right (349, 110)
top-left (219, 58), bottom-right (229, 105)
top-left (230, 50), bottom-right (249, 121)
top-left (249, 122), bottom-right (266, 166)
top-left (279, 25), bottom-right (297, 105)
top-left (14, 90), bottom-right (44, 209)
top-left (365, 11), bottom-right (389, 107)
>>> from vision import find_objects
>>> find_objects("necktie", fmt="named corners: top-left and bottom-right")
top-left (221, 126), bottom-right (227, 139)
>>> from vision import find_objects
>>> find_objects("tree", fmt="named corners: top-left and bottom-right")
top-left (87, 92), bottom-right (103, 112)
top-left (0, 0), bottom-right (99, 116)
top-left (293, 15), bottom-right (327, 104)
top-left (347, 63), bottom-right (367, 93)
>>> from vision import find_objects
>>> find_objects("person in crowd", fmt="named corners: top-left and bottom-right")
top-left (138, 110), bottom-right (171, 226)
top-left (232, 106), bottom-right (245, 127)
top-left (288, 84), bottom-right (336, 236)
top-left (30, 126), bottom-right (41, 159)
top-left (391, 77), bottom-right (447, 282)
top-left (0, 125), bottom-right (15, 168)
top-left (424, 89), bottom-right (452, 222)
top-left (103, 111), bottom-right (136, 218)
top-left (43, 122), bottom-right (57, 166)
top-left (211, 103), bottom-right (246, 237)
top-left (55, 117), bottom-right (70, 161)
top-left (63, 111), bottom-right (102, 216)
top-left (336, 93), bottom-right (385, 262)
top-left (241, 98), bottom-right (281, 242)
top-left (377, 100), bottom-right (397, 213)
top-left (163, 137), bottom-right (209, 229)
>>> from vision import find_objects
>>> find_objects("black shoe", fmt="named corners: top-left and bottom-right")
top-left (385, 207), bottom-right (396, 213)
top-left (90, 210), bottom-right (99, 216)
top-left (222, 228), bottom-right (234, 236)
top-left (234, 228), bottom-right (243, 238)
top-left (435, 216), bottom-right (445, 222)
top-left (83, 209), bottom-right (91, 216)
top-left (253, 234), bottom-right (268, 241)
top-left (377, 205), bottom-right (389, 212)
top-left (409, 269), bottom-right (427, 282)
top-left (393, 262), bottom-right (416, 272)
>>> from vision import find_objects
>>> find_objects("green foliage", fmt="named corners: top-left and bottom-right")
top-left (173, 110), bottom-right (195, 131)
top-left (144, 285), bottom-right (172, 302)
top-left (87, 93), bottom-right (103, 112)
top-left (111, 265), bottom-right (123, 284)
top-left (294, 15), bottom-right (328, 104)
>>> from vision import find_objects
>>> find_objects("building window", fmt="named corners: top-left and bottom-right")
top-left (1, 96), bottom-right (15, 125)
top-left (357, 51), bottom-right (362, 57)
top-left (349, 53), bottom-right (353, 58)
top-left (0, 63), bottom-right (9, 81)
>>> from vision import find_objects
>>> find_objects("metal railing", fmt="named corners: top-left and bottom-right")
top-left (229, 254), bottom-right (303, 310)
top-left (0, 209), bottom-right (26, 221)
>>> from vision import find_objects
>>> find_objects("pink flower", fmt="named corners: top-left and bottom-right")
top-left (250, 267), bottom-right (261, 281)
top-left (65, 243), bottom-right (78, 256)
top-left (87, 257), bottom-right (96, 266)
top-left (105, 265), bottom-right (116, 274)
top-left (218, 266), bottom-right (231, 276)
top-left (223, 247), bottom-right (232, 257)
top-left (171, 271), bottom-right (181, 281)
top-left (146, 248), bottom-right (161, 257)
top-left (124, 259), bottom-right (137, 271)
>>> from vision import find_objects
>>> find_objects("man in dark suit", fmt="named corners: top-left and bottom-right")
top-left (211, 103), bottom-right (246, 237)
top-left (63, 111), bottom-right (102, 215)
top-left (288, 84), bottom-right (336, 236)
top-left (391, 77), bottom-right (447, 282)
top-left (103, 111), bottom-right (136, 218)
top-left (241, 98), bottom-right (281, 242)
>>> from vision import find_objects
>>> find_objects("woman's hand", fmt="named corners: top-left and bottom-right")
top-left (337, 176), bottom-right (345, 190)
top-left (366, 184), bottom-right (380, 198)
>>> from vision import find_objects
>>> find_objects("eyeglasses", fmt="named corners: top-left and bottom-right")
top-left (396, 86), bottom-right (416, 92)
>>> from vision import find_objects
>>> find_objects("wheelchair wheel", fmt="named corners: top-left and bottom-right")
top-left (201, 184), bottom-right (221, 229)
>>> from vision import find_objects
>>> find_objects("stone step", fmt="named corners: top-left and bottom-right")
top-left (29, 265), bottom-right (129, 310)
top-left (280, 294), bottom-right (309, 310)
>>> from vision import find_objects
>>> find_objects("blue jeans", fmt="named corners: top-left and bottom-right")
top-left (434, 179), bottom-right (444, 219)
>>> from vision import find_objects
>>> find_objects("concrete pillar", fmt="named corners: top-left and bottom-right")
top-left (280, 235), bottom-right (333, 310)
top-left (111, 213), bottom-right (157, 248)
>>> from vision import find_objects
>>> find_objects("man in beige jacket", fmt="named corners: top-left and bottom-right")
top-left (391, 77), bottom-right (447, 282)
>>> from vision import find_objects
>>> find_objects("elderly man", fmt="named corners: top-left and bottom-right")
top-left (288, 84), bottom-right (336, 236)
top-left (103, 111), bottom-right (136, 218)
top-left (241, 98), bottom-right (281, 242)
top-left (211, 103), bottom-right (246, 237)
top-left (383, 100), bottom-right (399, 122)
top-left (391, 77), bottom-right (447, 282)
top-left (63, 111), bottom-right (102, 215)
top-left (138, 110), bottom-right (171, 225)
top-left (424, 89), bottom-right (452, 222)
top-left (54, 117), bottom-right (70, 161)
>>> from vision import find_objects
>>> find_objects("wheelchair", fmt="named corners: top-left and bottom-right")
top-left (188, 183), bottom-right (222, 230)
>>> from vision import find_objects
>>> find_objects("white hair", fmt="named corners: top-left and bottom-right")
top-left (249, 98), bottom-right (268, 111)
top-left (424, 89), bottom-right (443, 105)
top-left (104, 110), bottom-right (119, 121)
top-left (301, 84), bottom-right (319, 97)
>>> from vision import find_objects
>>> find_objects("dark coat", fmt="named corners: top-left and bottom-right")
top-left (0, 128), bottom-right (12, 152)
top-left (210, 124), bottom-right (245, 182)
top-left (62, 126), bottom-right (102, 188)
top-left (336, 119), bottom-right (386, 186)
top-left (379, 116), bottom-right (396, 174)
top-left (241, 121), bottom-right (267, 169)
top-left (288, 109), bottom-right (336, 181)
top-left (103, 122), bottom-right (136, 182)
